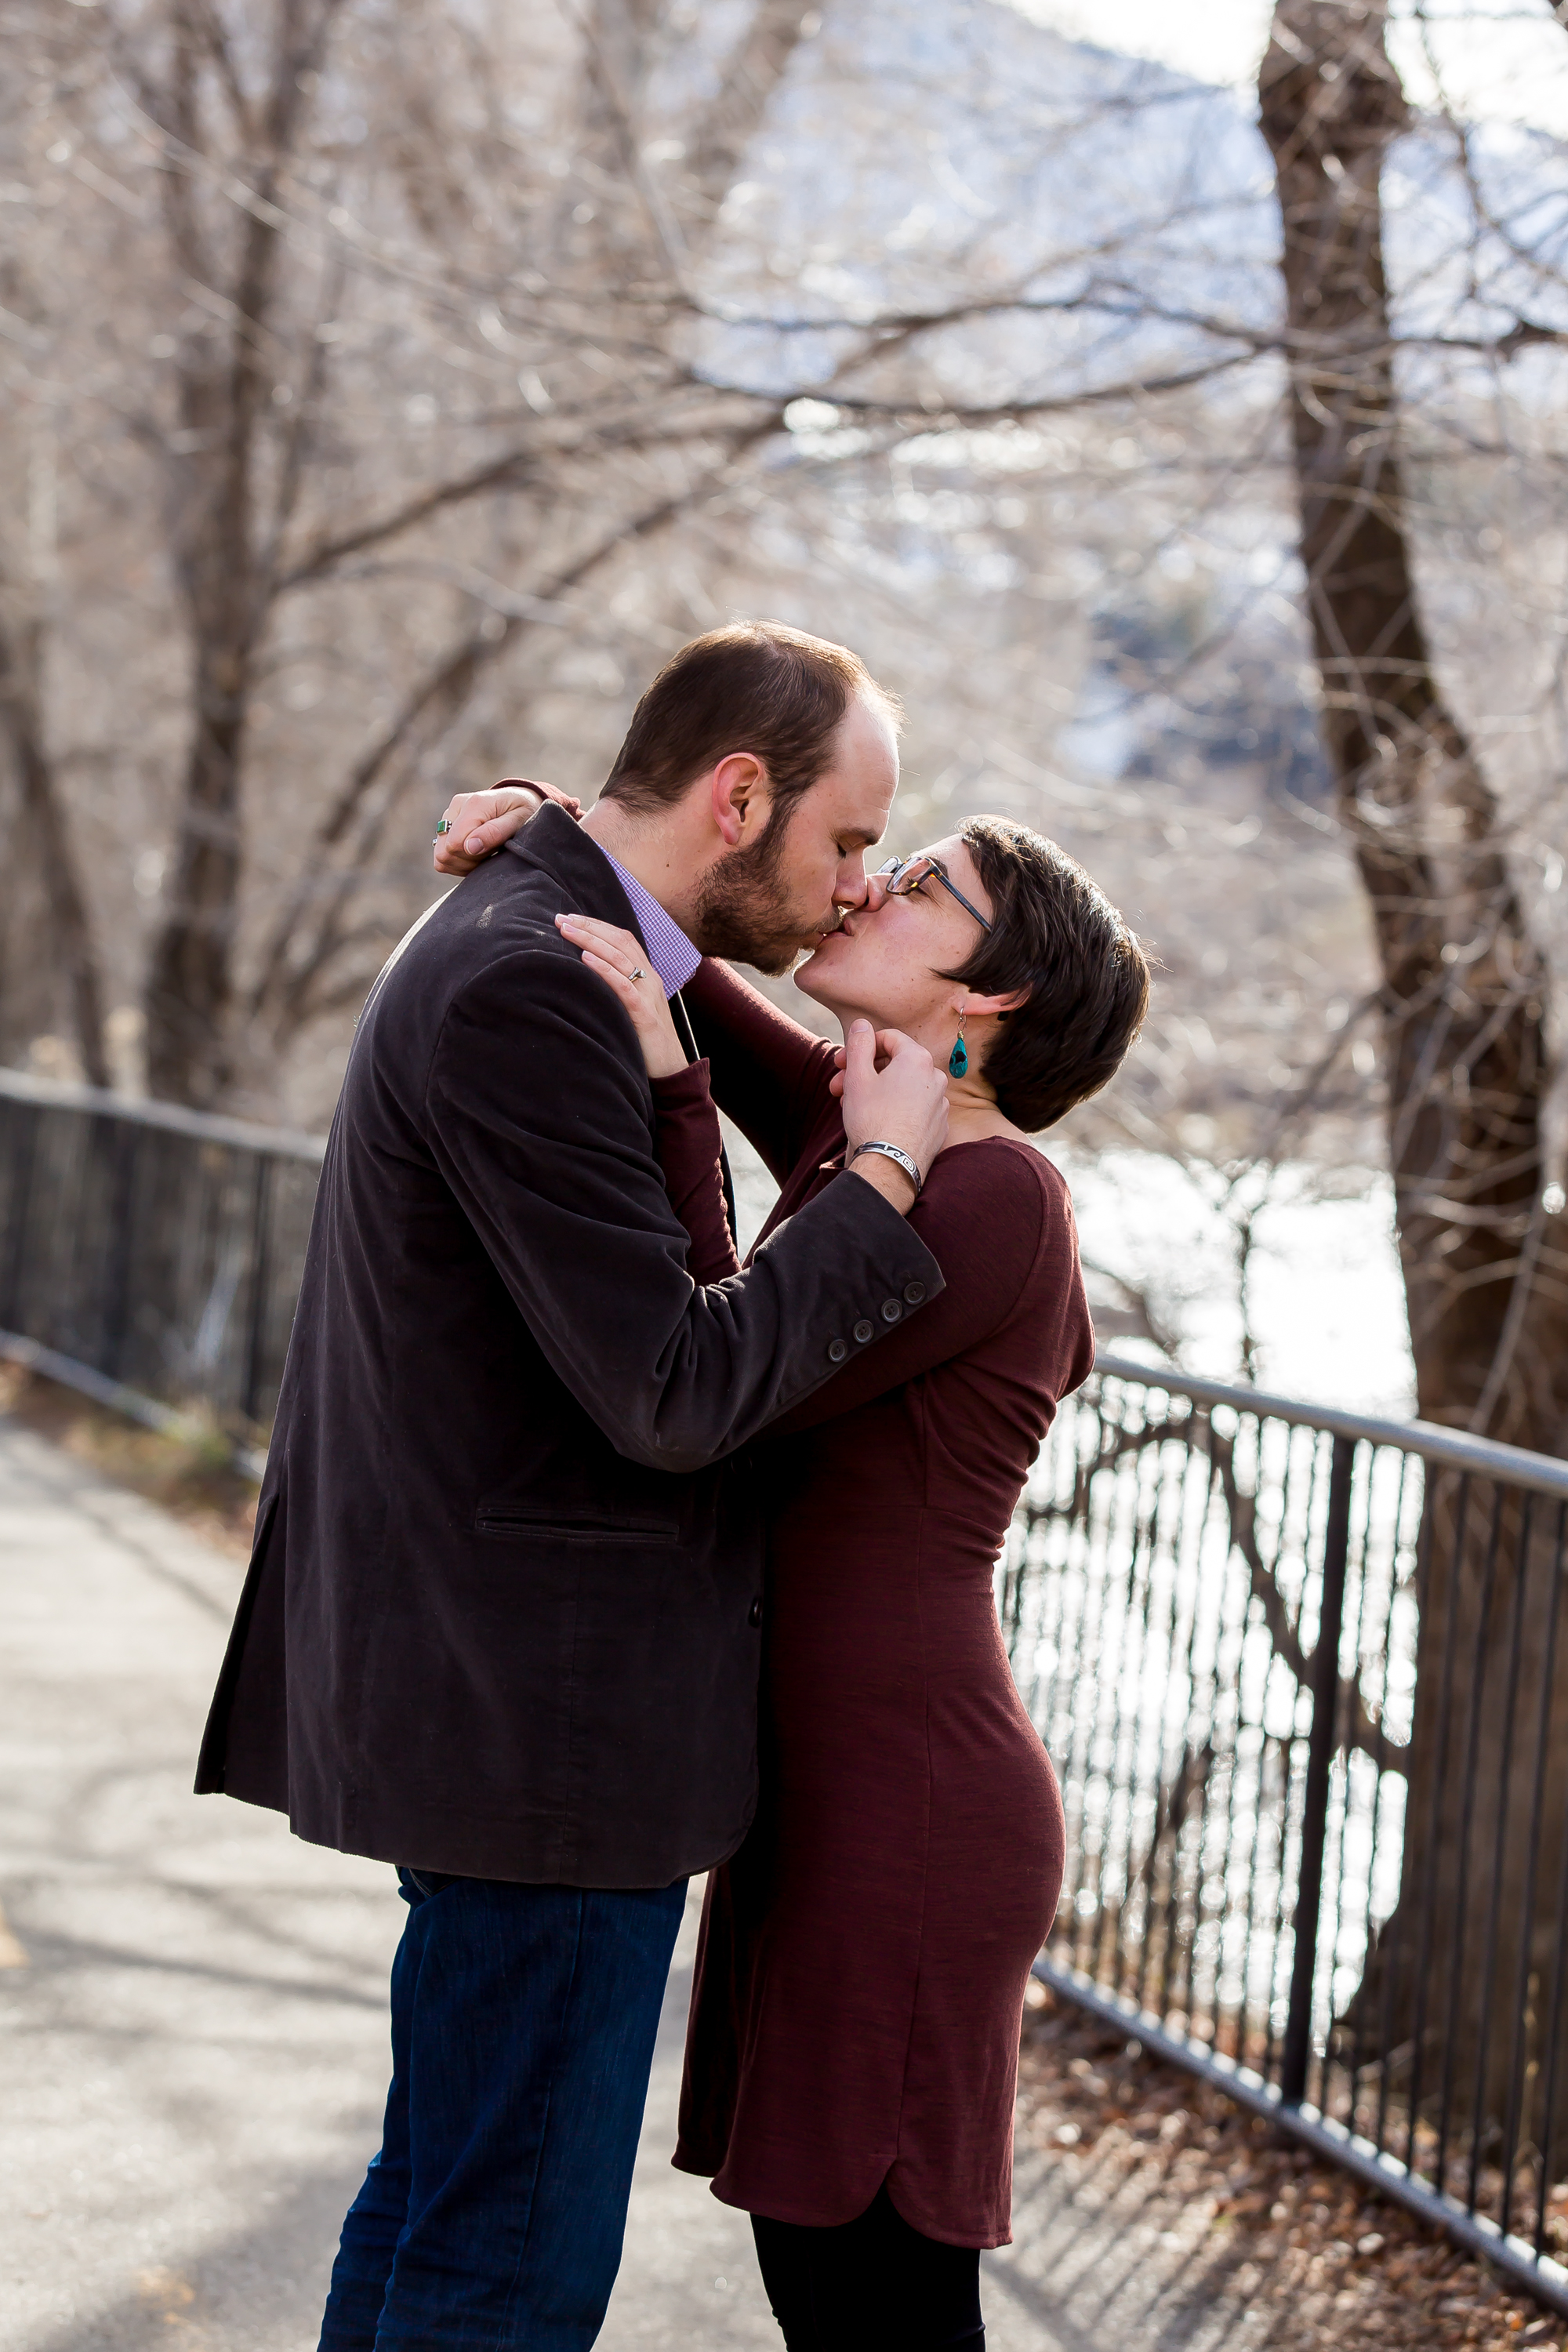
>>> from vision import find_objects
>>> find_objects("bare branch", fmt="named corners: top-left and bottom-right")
top-left (740, 349), bottom-right (1264, 424)
top-left (250, 408), bottom-right (785, 1036)
top-left (275, 441), bottom-right (545, 593)
top-left (681, 0), bottom-right (818, 219)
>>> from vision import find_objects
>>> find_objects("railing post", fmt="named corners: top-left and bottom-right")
top-left (1, 1099), bottom-right (39, 1334)
top-left (101, 1115), bottom-right (140, 1382)
top-left (1280, 1432), bottom-right (1356, 2107)
top-left (241, 1152), bottom-right (274, 1429)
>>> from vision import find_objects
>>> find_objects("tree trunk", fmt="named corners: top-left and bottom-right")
top-left (144, 619), bottom-right (251, 1109)
top-left (1260, 0), bottom-right (1568, 2183)
top-left (0, 607), bottom-right (109, 1087)
top-left (142, 0), bottom-right (331, 1105)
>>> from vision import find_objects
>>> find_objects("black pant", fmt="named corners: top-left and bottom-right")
top-left (750, 2187), bottom-right (985, 2350)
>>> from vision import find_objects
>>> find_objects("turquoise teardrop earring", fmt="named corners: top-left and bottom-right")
top-left (948, 1010), bottom-right (968, 1079)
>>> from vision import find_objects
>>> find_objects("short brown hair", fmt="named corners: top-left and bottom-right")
top-left (600, 622), bottom-right (899, 820)
top-left (945, 816), bottom-right (1149, 1132)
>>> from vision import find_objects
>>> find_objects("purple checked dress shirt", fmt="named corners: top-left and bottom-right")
top-left (594, 844), bottom-right (702, 1000)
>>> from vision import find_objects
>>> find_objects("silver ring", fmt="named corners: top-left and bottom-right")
top-left (628, 965), bottom-right (645, 982)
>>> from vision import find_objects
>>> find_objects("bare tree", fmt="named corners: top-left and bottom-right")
top-left (7, 0), bottom-right (1316, 1123)
top-left (135, 0), bottom-right (345, 1105)
top-left (1260, 0), bottom-right (1568, 2153)
top-left (2, 0), bottom-right (826, 1108)
top-left (1261, 0), bottom-right (1566, 1454)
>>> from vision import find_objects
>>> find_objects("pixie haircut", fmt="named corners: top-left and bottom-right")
top-left (943, 817), bottom-right (1149, 1133)
top-left (601, 622), bottom-right (900, 823)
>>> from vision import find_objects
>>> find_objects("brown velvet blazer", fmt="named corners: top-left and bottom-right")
top-left (194, 807), bottom-right (942, 1886)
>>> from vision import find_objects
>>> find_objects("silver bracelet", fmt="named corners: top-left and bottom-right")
top-left (848, 1140), bottom-right (923, 1198)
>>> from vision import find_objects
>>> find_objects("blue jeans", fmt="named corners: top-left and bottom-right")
top-left (318, 1869), bottom-right (687, 2350)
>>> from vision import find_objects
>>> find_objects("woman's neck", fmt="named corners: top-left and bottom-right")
top-left (944, 1084), bottom-right (1026, 1149)
top-left (818, 997), bottom-right (1028, 1149)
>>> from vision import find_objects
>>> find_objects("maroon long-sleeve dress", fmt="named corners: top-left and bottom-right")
top-left (652, 959), bottom-right (1094, 2250)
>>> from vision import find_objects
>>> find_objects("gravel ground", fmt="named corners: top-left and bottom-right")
top-left (1004, 1992), bottom-right (1564, 2350)
top-left (0, 1366), bottom-right (259, 1559)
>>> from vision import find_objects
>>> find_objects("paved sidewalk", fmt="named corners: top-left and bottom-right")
top-left (0, 1413), bottom-right (1289, 2351)
top-left (0, 1418), bottom-right (790, 2351)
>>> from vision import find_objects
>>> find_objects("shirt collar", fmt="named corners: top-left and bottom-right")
top-left (592, 843), bottom-right (702, 1000)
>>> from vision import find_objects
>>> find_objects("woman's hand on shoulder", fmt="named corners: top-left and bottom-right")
top-left (555, 914), bottom-right (687, 1080)
top-left (434, 779), bottom-right (580, 877)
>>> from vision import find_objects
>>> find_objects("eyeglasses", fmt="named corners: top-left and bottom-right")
top-left (874, 854), bottom-right (994, 934)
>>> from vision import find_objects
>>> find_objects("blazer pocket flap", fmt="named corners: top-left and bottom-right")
top-left (474, 1504), bottom-right (680, 1545)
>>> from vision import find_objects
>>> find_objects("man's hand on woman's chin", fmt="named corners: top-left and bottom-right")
top-left (434, 779), bottom-right (579, 877)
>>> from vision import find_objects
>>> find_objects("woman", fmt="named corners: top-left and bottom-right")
top-left (448, 797), bottom-right (1147, 2349)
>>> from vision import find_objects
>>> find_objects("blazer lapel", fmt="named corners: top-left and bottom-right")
top-left (669, 991), bottom-right (699, 1064)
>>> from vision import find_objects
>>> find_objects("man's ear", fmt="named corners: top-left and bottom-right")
top-left (708, 752), bottom-right (767, 848)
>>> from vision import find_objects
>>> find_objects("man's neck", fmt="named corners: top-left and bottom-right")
top-left (582, 799), bottom-right (703, 936)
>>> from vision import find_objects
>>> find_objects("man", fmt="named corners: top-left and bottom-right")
top-left (195, 622), bottom-right (948, 2350)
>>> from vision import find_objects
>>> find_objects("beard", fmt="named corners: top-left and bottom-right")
top-left (692, 817), bottom-right (833, 975)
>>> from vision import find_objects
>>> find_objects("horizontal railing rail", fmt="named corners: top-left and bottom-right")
top-left (0, 1065), bottom-right (326, 1163)
top-left (1091, 1347), bottom-right (1568, 1500)
top-left (5, 1069), bottom-right (1568, 2310)
top-left (0, 1070), bottom-right (323, 1468)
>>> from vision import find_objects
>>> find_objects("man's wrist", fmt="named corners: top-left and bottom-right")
top-left (495, 777), bottom-right (579, 822)
top-left (848, 1139), bottom-right (922, 1199)
top-left (845, 1151), bottom-right (919, 1215)
top-left (493, 782), bottom-right (543, 817)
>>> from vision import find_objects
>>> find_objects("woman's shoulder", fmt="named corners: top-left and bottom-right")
top-left (901, 1136), bottom-right (1090, 1387)
top-left (910, 1135), bottom-right (1051, 1264)
top-left (924, 1136), bottom-right (1082, 1279)
top-left (926, 1133), bottom-right (1071, 1214)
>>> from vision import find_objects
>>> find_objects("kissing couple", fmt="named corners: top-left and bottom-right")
top-left (196, 622), bottom-right (1149, 2352)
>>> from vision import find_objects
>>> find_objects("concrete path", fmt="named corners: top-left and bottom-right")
top-left (0, 1415), bottom-right (1261, 2350)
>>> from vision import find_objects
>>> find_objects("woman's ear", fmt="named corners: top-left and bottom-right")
top-left (967, 985), bottom-right (1029, 1019)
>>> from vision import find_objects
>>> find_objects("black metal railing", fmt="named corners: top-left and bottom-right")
top-left (1009, 1353), bottom-right (1568, 2314)
top-left (0, 1069), bottom-right (322, 1473)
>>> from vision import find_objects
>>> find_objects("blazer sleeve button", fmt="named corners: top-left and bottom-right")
top-left (748, 1596), bottom-right (764, 1628)
top-left (852, 1318), bottom-right (875, 1344)
top-left (880, 1298), bottom-right (902, 1323)
top-left (828, 1337), bottom-right (848, 1363)
top-left (903, 1279), bottom-right (926, 1305)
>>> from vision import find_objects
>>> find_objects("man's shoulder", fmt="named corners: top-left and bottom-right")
top-left (372, 858), bottom-right (587, 1009)
top-left (379, 811), bottom-right (637, 997)
top-left (341, 862), bottom-right (630, 1126)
